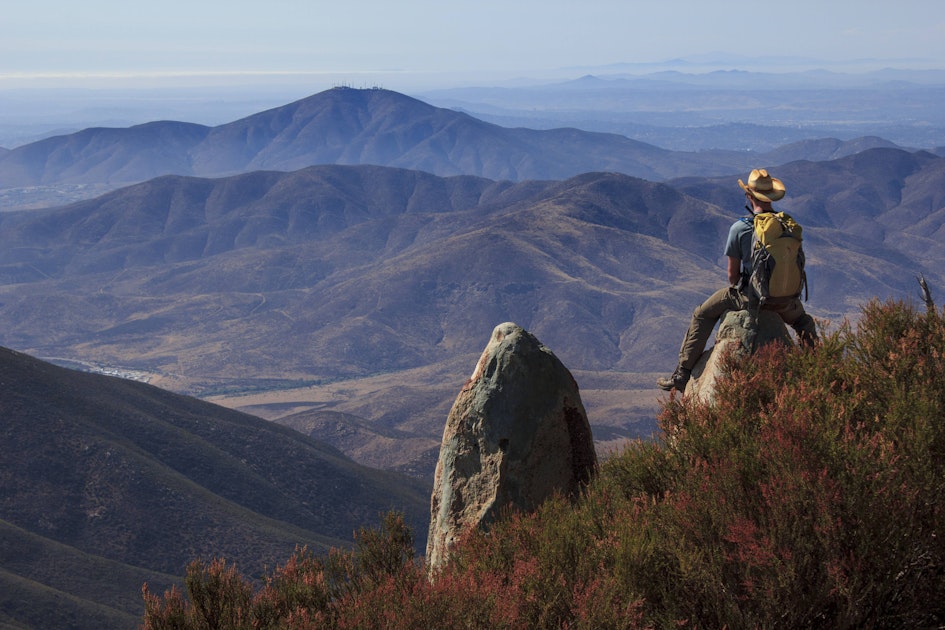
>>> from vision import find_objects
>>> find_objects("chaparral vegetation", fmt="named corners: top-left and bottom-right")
top-left (143, 298), bottom-right (944, 628)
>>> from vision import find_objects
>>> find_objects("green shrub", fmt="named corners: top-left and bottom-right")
top-left (143, 299), bottom-right (945, 628)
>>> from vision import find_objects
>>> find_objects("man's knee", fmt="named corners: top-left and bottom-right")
top-left (693, 287), bottom-right (741, 321)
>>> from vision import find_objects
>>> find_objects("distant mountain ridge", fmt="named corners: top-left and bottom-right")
top-left (1, 86), bottom-right (926, 213)
top-left (420, 68), bottom-right (945, 150)
top-left (0, 87), bottom-right (709, 190)
top-left (0, 344), bottom-right (429, 629)
top-left (1, 86), bottom-right (867, 201)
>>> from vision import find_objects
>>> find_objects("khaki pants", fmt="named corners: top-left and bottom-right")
top-left (677, 286), bottom-right (817, 371)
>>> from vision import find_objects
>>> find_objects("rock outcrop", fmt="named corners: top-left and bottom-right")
top-left (685, 309), bottom-right (794, 403)
top-left (426, 322), bottom-right (596, 570)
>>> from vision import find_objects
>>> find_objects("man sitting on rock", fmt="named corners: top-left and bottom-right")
top-left (657, 169), bottom-right (818, 393)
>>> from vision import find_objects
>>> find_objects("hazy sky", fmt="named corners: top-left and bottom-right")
top-left (3, 0), bottom-right (945, 91)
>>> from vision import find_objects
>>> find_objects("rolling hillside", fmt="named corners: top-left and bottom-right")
top-left (1, 153), bottom-right (943, 476)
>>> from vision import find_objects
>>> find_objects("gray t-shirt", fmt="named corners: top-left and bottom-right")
top-left (725, 217), bottom-right (754, 275)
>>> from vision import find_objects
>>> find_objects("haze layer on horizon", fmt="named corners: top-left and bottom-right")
top-left (5, 0), bottom-right (944, 85)
top-left (2, 0), bottom-right (944, 144)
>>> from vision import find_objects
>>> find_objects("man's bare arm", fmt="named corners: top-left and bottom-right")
top-left (727, 256), bottom-right (741, 285)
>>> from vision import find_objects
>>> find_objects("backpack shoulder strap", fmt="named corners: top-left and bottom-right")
top-left (775, 211), bottom-right (802, 240)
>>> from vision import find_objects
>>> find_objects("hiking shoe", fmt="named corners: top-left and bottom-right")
top-left (657, 367), bottom-right (691, 393)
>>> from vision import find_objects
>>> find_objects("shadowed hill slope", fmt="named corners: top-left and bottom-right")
top-left (0, 345), bottom-right (429, 629)
top-left (0, 121), bottom-right (209, 186)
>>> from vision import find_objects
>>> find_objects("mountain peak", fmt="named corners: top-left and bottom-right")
top-left (0, 86), bottom-right (739, 203)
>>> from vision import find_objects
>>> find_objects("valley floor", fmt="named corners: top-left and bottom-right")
top-left (204, 362), bottom-right (663, 477)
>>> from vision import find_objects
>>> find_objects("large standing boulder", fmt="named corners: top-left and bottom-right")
top-left (685, 309), bottom-right (794, 403)
top-left (426, 322), bottom-right (596, 570)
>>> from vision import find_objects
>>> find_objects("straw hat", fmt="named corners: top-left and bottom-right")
top-left (738, 168), bottom-right (785, 202)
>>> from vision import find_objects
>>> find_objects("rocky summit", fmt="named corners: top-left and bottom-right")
top-left (426, 322), bottom-right (597, 569)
